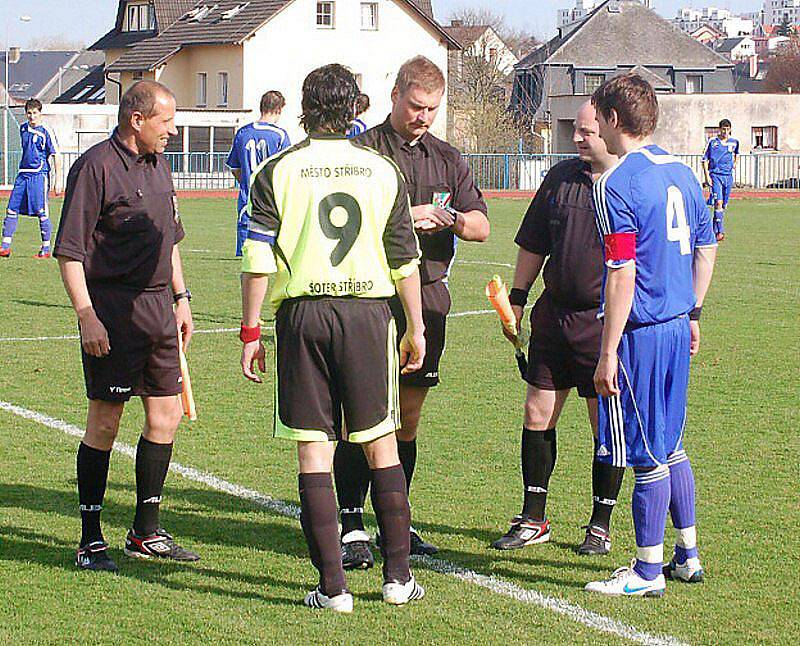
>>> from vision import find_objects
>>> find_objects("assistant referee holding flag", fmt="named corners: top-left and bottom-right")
top-left (239, 63), bottom-right (426, 612)
top-left (55, 81), bottom-right (199, 572)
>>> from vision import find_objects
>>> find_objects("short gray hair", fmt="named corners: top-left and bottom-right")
top-left (118, 80), bottom-right (175, 126)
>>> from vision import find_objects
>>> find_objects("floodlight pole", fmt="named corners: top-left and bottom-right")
top-left (3, 15), bottom-right (31, 186)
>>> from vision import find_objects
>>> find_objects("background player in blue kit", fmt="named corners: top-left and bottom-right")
top-left (1, 99), bottom-right (57, 258)
top-left (586, 74), bottom-right (717, 597)
top-left (346, 93), bottom-right (370, 138)
top-left (702, 119), bottom-right (738, 242)
top-left (226, 90), bottom-right (290, 256)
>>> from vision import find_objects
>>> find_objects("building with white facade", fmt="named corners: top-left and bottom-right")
top-left (92, 1), bottom-right (459, 144)
top-left (673, 7), bottom-right (754, 37)
top-left (763, 0), bottom-right (800, 26)
top-left (558, 0), bottom-right (652, 27)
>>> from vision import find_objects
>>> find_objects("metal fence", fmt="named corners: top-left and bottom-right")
top-left (39, 151), bottom-right (800, 194)
top-left (464, 153), bottom-right (800, 191)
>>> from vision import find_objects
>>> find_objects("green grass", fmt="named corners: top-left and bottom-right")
top-left (1, 198), bottom-right (798, 644)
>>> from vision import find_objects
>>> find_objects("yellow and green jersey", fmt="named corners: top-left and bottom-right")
top-left (242, 134), bottom-right (420, 309)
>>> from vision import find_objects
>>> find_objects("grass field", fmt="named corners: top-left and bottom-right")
top-left (0, 197), bottom-right (797, 645)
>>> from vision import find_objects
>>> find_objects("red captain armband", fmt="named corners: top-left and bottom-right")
top-left (239, 322), bottom-right (261, 343)
top-left (603, 233), bottom-right (637, 263)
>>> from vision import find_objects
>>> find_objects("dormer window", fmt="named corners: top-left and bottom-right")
top-left (124, 2), bottom-right (155, 32)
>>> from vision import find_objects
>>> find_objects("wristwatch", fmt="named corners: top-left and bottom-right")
top-left (173, 289), bottom-right (192, 303)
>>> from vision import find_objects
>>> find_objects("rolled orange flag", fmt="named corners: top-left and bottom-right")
top-left (485, 274), bottom-right (518, 337)
top-left (486, 275), bottom-right (528, 379)
top-left (178, 332), bottom-right (197, 421)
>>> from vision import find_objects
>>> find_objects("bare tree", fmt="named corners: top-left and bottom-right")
top-left (446, 7), bottom-right (541, 58)
top-left (764, 36), bottom-right (800, 92)
top-left (445, 8), bottom-right (537, 151)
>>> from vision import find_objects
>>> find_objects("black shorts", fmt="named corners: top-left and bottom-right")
top-left (525, 292), bottom-right (601, 398)
top-left (82, 286), bottom-right (181, 402)
top-left (389, 279), bottom-right (450, 388)
top-left (273, 298), bottom-right (400, 444)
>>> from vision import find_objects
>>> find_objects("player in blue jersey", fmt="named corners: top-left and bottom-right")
top-left (702, 119), bottom-right (738, 242)
top-left (346, 93), bottom-right (370, 138)
top-left (1, 99), bottom-right (57, 258)
top-left (585, 74), bottom-right (717, 597)
top-left (226, 90), bottom-right (290, 256)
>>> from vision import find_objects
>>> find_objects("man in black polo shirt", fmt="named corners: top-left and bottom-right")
top-left (334, 56), bottom-right (490, 567)
top-left (491, 101), bottom-right (625, 555)
top-left (54, 81), bottom-right (199, 572)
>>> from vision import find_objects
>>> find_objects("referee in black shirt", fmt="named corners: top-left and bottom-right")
top-left (335, 56), bottom-right (489, 567)
top-left (55, 81), bottom-right (198, 571)
top-left (491, 101), bottom-right (625, 555)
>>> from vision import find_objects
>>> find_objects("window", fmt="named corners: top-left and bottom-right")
top-left (132, 70), bottom-right (143, 80)
top-left (686, 75), bottom-right (703, 94)
top-left (703, 126), bottom-right (718, 140)
top-left (125, 2), bottom-right (153, 31)
top-left (361, 3), bottom-right (378, 29)
top-left (583, 74), bottom-right (604, 95)
top-left (197, 72), bottom-right (207, 106)
top-left (317, 1), bottom-right (334, 28)
top-left (217, 72), bottom-right (228, 106)
top-left (752, 126), bottom-right (778, 150)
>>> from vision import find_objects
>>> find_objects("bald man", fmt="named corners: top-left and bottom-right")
top-left (492, 102), bottom-right (625, 555)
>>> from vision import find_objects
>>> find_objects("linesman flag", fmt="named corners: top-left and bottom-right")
top-left (178, 331), bottom-right (197, 421)
top-left (485, 275), bottom-right (528, 379)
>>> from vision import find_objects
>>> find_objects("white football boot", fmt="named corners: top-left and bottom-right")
top-left (585, 561), bottom-right (666, 597)
top-left (382, 575), bottom-right (426, 605)
top-left (303, 587), bottom-right (354, 613)
top-left (663, 556), bottom-right (704, 583)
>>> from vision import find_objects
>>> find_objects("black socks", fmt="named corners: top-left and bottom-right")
top-left (77, 442), bottom-right (111, 547)
top-left (521, 427), bottom-right (557, 521)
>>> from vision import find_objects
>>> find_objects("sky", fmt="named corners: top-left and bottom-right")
top-left (0, 0), bottom-right (764, 49)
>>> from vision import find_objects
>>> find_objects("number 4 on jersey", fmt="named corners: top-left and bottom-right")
top-left (666, 186), bottom-right (691, 256)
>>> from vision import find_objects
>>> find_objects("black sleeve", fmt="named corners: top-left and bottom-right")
top-left (383, 167), bottom-right (420, 269)
top-left (53, 155), bottom-right (103, 262)
top-left (248, 157), bottom-right (280, 236)
top-left (514, 167), bottom-right (557, 255)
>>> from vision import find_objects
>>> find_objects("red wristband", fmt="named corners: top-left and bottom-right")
top-left (239, 322), bottom-right (261, 343)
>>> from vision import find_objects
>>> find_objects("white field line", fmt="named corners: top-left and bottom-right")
top-left (456, 259), bottom-right (515, 268)
top-left (0, 399), bottom-right (686, 646)
top-left (0, 310), bottom-right (496, 343)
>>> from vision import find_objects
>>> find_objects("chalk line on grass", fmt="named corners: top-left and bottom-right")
top-left (0, 399), bottom-right (686, 646)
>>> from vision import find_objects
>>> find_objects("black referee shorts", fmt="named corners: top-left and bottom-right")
top-left (81, 286), bottom-right (182, 402)
top-left (525, 292), bottom-right (601, 398)
top-left (389, 279), bottom-right (451, 388)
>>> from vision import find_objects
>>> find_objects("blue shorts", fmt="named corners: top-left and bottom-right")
top-left (8, 172), bottom-right (48, 216)
top-left (709, 173), bottom-right (732, 207)
top-left (597, 316), bottom-right (690, 468)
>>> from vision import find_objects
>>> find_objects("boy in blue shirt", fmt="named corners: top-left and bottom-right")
top-left (1, 99), bottom-right (57, 258)
top-left (586, 74), bottom-right (717, 597)
top-left (226, 90), bottom-right (290, 256)
top-left (702, 118), bottom-right (738, 241)
top-left (347, 93), bottom-right (370, 138)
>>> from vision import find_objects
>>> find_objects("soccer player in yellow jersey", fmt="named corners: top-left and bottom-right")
top-left (239, 64), bottom-right (426, 613)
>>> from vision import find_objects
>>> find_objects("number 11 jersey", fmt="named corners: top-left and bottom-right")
top-left (593, 145), bottom-right (717, 326)
top-left (242, 135), bottom-right (421, 310)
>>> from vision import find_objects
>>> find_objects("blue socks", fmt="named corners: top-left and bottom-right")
top-left (668, 450), bottom-right (699, 563)
top-left (632, 465), bottom-right (670, 580)
top-left (2, 212), bottom-right (18, 249)
top-left (39, 214), bottom-right (51, 251)
top-left (1, 212), bottom-right (51, 251)
top-left (714, 209), bottom-right (725, 236)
